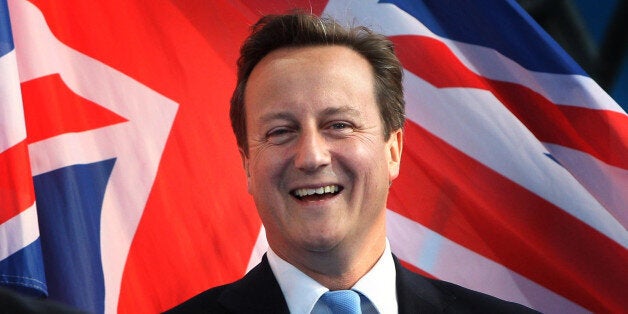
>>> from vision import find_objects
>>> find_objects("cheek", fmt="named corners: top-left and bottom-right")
top-left (248, 148), bottom-right (289, 189)
top-left (336, 139), bottom-right (389, 180)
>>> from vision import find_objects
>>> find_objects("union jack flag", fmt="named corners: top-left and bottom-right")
top-left (1, 0), bottom-right (626, 313)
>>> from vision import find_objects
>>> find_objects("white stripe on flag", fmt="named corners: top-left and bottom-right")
top-left (28, 128), bottom-right (119, 176)
top-left (402, 69), bottom-right (627, 247)
top-left (386, 210), bottom-right (588, 314)
top-left (544, 143), bottom-right (628, 227)
top-left (246, 226), bottom-right (268, 273)
top-left (0, 49), bottom-right (27, 153)
top-left (0, 203), bottom-right (39, 261)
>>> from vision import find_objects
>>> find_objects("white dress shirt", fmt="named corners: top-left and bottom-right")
top-left (267, 240), bottom-right (398, 314)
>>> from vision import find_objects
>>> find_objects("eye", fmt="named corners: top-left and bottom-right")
top-left (330, 122), bottom-right (351, 130)
top-left (265, 127), bottom-right (296, 144)
top-left (328, 121), bottom-right (354, 132)
top-left (267, 128), bottom-right (290, 137)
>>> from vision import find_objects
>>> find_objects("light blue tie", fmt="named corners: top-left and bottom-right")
top-left (320, 290), bottom-right (361, 314)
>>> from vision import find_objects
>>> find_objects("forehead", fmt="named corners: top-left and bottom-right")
top-left (255, 44), bottom-right (369, 70)
top-left (244, 45), bottom-right (376, 116)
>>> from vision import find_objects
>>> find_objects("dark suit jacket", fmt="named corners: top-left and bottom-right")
top-left (166, 255), bottom-right (539, 313)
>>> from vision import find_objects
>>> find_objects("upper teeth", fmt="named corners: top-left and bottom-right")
top-left (293, 185), bottom-right (339, 197)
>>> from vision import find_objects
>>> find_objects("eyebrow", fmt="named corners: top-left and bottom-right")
top-left (319, 106), bottom-right (362, 118)
top-left (256, 105), bottom-right (363, 124)
top-left (258, 111), bottom-right (296, 124)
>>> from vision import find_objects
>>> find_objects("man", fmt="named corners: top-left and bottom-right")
top-left (167, 12), bottom-right (538, 314)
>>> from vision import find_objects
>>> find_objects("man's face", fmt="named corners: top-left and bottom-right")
top-left (242, 45), bottom-right (402, 260)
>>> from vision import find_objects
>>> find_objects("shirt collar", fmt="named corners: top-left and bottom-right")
top-left (267, 240), bottom-right (397, 314)
top-left (352, 240), bottom-right (397, 313)
top-left (267, 247), bottom-right (327, 313)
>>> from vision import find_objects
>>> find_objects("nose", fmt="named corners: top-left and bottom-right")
top-left (294, 129), bottom-right (331, 173)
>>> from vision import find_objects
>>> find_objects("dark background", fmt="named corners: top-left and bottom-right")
top-left (519, 0), bottom-right (627, 111)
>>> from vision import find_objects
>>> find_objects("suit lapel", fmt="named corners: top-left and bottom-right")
top-left (215, 253), bottom-right (454, 313)
top-left (218, 255), bottom-right (290, 314)
top-left (394, 255), bottom-right (455, 313)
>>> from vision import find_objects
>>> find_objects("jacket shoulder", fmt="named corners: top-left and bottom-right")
top-left (164, 255), bottom-right (288, 314)
top-left (430, 279), bottom-right (541, 313)
top-left (164, 284), bottom-right (231, 313)
top-left (394, 256), bottom-right (539, 313)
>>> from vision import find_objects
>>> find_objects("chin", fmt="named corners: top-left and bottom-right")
top-left (299, 232), bottom-right (344, 253)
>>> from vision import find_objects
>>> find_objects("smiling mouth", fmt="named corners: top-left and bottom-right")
top-left (291, 185), bottom-right (343, 201)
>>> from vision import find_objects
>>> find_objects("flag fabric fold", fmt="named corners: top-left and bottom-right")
top-left (1, 0), bottom-right (626, 313)
top-left (0, 0), bottom-right (47, 298)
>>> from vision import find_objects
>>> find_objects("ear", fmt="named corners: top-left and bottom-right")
top-left (386, 128), bottom-right (403, 182)
top-left (238, 147), bottom-right (252, 194)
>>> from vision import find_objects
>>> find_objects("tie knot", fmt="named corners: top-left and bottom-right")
top-left (320, 290), bottom-right (361, 314)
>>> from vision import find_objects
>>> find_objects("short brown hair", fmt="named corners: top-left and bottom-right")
top-left (231, 12), bottom-right (405, 155)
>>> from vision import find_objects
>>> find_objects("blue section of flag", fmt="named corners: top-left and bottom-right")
top-left (0, 239), bottom-right (48, 297)
top-left (33, 158), bottom-right (116, 314)
top-left (385, 0), bottom-right (585, 75)
top-left (0, 0), bottom-right (14, 57)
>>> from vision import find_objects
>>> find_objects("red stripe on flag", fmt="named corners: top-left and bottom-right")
top-left (388, 120), bottom-right (628, 312)
top-left (391, 35), bottom-right (628, 170)
top-left (0, 141), bottom-right (35, 224)
top-left (21, 74), bottom-right (127, 144)
top-left (558, 105), bottom-right (628, 164)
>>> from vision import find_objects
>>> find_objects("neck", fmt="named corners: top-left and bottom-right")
top-left (271, 230), bottom-right (387, 290)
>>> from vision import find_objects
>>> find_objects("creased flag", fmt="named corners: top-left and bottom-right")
top-left (1, 0), bottom-right (626, 313)
top-left (0, 0), bottom-right (47, 298)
